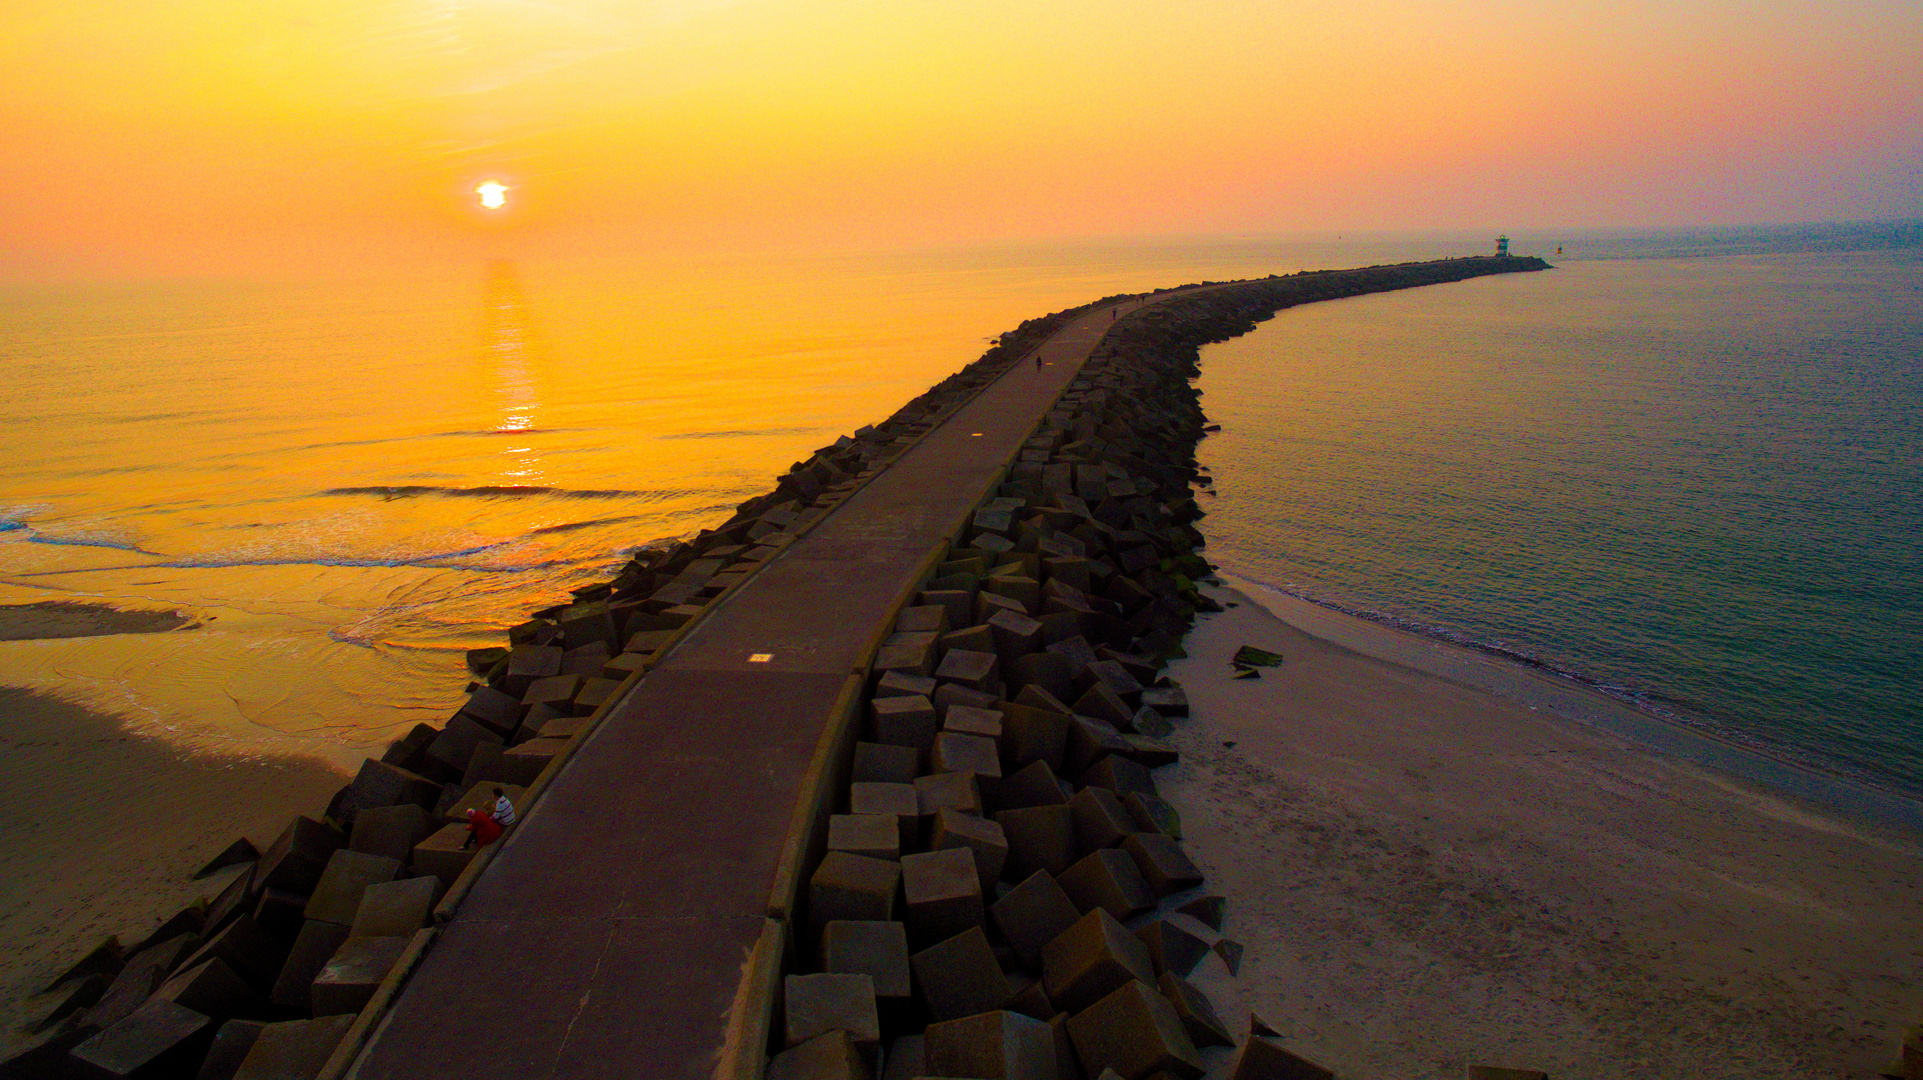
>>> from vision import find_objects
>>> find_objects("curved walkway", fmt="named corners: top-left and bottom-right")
top-left (352, 295), bottom-right (1158, 1080)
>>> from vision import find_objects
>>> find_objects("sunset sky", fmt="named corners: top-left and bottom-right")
top-left (3, 0), bottom-right (1916, 277)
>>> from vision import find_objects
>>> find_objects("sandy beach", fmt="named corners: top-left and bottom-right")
top-left (1158, 579), bottom-right (1923, 1079)
top-left (0, 606), bottom-right (344, 1059)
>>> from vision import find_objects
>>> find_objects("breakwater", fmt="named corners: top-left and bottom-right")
top-left (6, 256), bottom-right (1548, 1080)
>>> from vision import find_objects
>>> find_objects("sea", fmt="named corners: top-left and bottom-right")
top-left (1, 223), bottom-right (1918, 812)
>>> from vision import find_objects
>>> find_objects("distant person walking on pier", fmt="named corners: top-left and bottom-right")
top-left (1035, 353), bottom-right (1042, 370)
top-left (492, 787), bottom-right (517, 826)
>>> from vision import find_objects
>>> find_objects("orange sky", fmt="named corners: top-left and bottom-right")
top-left (2, 0), bottom-right (1917, 277)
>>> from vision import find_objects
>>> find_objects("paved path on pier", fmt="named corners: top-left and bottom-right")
top-left (353, 295), bottom-right (1160, 1080)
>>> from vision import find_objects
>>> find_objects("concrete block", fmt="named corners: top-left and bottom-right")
top-left (876, 671), bottom-right (938, 699)
top-left (503, 644), bottom-right (562, 694)
top-left (1036, 611), bottom-right (1086, 646)
top-left (85, 934), bottom-right (196, 1036)
top-left (850, 782), bottom-right (920, 851)
top-left (809, 853), bottom-right (902, 935)
top-left (914, 772), bottom-right (983, 817)
top-left (994, 805), bottom-right (1075, 881)
top-left (933, 682), bottom-right (1000, 719)
top-left (822, 921), bottom-right (911, 1000)
top-left (1124, 707), bottom-right (1173, 739)
top-left (998, 760), bottom-right (1069, 812)
top-left (152, 957), bottom-right (254, 1019)
top-left (521, 673), bottom-right (582, 715)
top-left (349, 876), bottom-right (438, 938)
top-left (897, 605), bottom-right (952, 635)
top-left (175, 915), bottom-right (284, 989)
top-left (1072, 684), bottom-right (1134, 730)
top-left (830, 815), bottom-right (902, 862)
top-left (1046, 637), bottom-right (1098, 680)
top-left (784, 973), bottom-right (880, 1048)
top-left (931, 732), bottom-right (1002, 786)
top-left (1173, 896), bottom-right (1222, 931)
top-left (938, 623), bottom-right (997, 660)
top-left (1006, 653), bottom-right (1074, 705)
top-left (982, 575), bottom-right (1041, 615)
top-left (870, 695), bottom-right (939, 749)
top-left (1007, 972), bottom-right (1056, 1021)
top-left (302, 850), bottom-right (400, 926)
top-left (767, 1030), bottom-right (869, 1080)
top-left (623, 628), bottom-right (676, 654)
top-left (196, 1019), bottom-right (265, 1080)
top-left (455, 685), bottom-right (523, 738)
top-left (1212, 939), bottom-right (1243, 976)
top-left (202, 868), bottom-right (259, 939)
top-left (600, 652), bottom-right (649, 682)
top-left (348, 804), bottom-right (436, 865)
top-left (310, 935), bottom-right (408, 1016)
top-left (69, 998), bottom-right (213, 1079)
top-left (1158, 972), bottom-right (1232, 1048)
top-left (268, 920), bottom-right (351, 1010)
top-left (1068, 787), bottom-right (1134, 853)
top-left (500, 737), bottom-right (568, 785)
top-left (990, 871), bottom-right (1082, 970)
top-left (1015, 684), bottom-right (1075, 716)
top-left (1138, 688), bottom-right (1187, 717)
top-left (908, 926), bottom-right (1008, 1021)
top-left (411, 824), bottom-right (477, 887)
top-left (1058, 850), bottom-right (1156, 921)
top-left (1122, 736), bottom-right (1177, 769)
top-left (1132, 920), bottom-right (1207, 979)
top-left (231, 1015), bottom-right (358, 1080)
top-left (423, 716), bottom-right (504, 779)
top-left (43, 935), bottom-right (124, 991)
top-left (1120, 835), bottom-right (1203, 898)
top-left (935, 649), bottom-right (1002, 696)
top-left (919, 590), bottom-right (976, 633)
top-left (853, 742), bottom-right (921, 785)
top-left (879, 1034), bottom-right (923, 1080)
top-left (572, 676), bottom-right (623, 715)
top-left (559, 642), bottom-right (610, 678)
top-left (987, 610), bottom-right (1045, 669)
top-left (513, 703), bottom-right (572, 744)
top-left (1040, 908), bottom-right (1154, 1016)
top-left (1063, 717), bottom-right (1131, 776)
top-left (1079, 756), bottom-right (1154, 801)
top-left (1001, 705), bottom-right (1070, 773)
top-left (1123, 793), bottom-right (1181, 841)
top-left (440, 782), bottom-right (526, 825)
top-left (254, 817), bottom-right (344, 896)
top-left (976, 590), bottom-right (1029, 624)
top-left (924, 1010), bottom-right (1055, 1080)
top-left (876, 641), bottom-right (937, 681)
top-left (1079, 660), bottom-right (1144, 702)
top-left (460, 742), bottom-right (508, 788)
top-left (338, 758), bottom-right (442, 826)
top-left (1064, 980), bottom-right (1203, 1080)
top-left (943, 705), bottom-right (1003, 740)
top-left (1229, 1037), bottom-right (1333, 1080)
top-left (901, 848), bottom-right (983, 946)
top-left (928, 809), bottom-right (1007, 894)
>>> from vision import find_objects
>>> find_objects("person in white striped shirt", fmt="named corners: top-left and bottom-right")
top-left (491, 787), bottom-right (517, 827)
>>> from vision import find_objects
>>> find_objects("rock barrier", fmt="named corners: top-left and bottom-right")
top-left (6, 256), bottom-right (1555, 1080)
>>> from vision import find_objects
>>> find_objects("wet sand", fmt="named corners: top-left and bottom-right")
top-left (0, 601), bottom-right (196, 641)
top-left (0, 687), bottom-right (343, 1055)
top-left (1160, 580), bottom-right (1923, 1079)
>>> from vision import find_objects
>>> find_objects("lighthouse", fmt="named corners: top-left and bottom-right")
top-left (1496, 235), bottom-right (1510, 257)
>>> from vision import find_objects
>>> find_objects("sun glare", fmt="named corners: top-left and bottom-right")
top-left (476, 181), bottom-right (509, 210)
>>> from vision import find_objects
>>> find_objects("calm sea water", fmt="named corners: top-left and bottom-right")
top-left (1196, 240), bottom-right (1923, 801)
top-left (2, 225), bottom-right (1917, 807)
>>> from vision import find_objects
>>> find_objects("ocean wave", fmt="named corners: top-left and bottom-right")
top-left (528, 515), bottom-right (645, 536)
top-left (657, 426), bottom-right (826, 440)
top-left (322, 485), bottom-right (638, 500)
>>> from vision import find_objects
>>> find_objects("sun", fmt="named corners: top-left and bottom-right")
top-left (476, 180), bottom-right (509, 210)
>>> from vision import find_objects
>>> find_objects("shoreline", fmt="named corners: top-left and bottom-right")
top-left (1219, 571), bottom-right (1923, 843)
top-left (1160, 579), bottom-right (1923, 1077)
top-left (0, 687), bottom-right (344, 1059)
